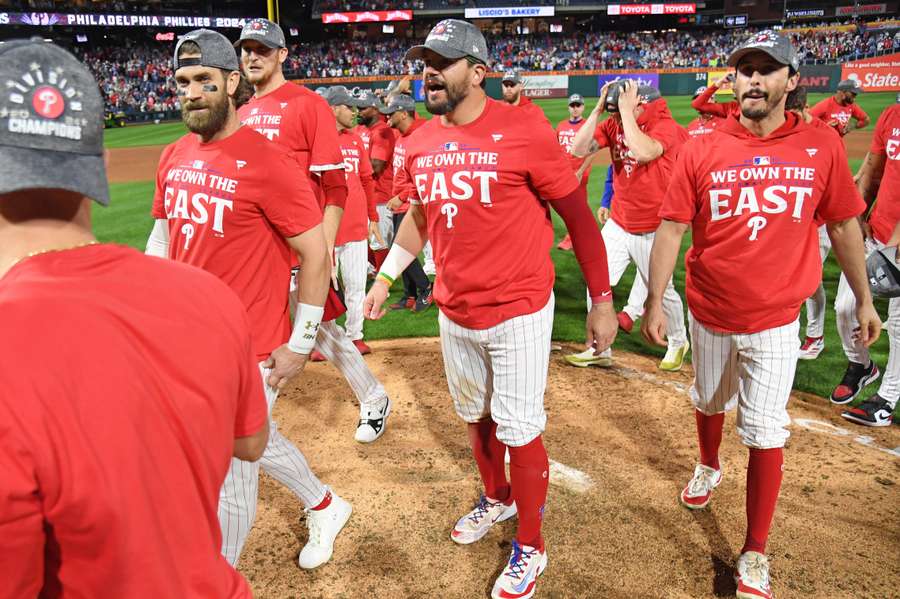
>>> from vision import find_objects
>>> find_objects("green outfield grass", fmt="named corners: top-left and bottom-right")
top-left (98, 91), bottom-right (899, 412)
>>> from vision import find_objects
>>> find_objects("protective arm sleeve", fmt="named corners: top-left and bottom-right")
top-left (145, 219), bottom-right (170, 258)
top-left (320, 168), bottom-right (348, 210)
top-left (550, 186), bottom-right (612, 302)
top-left (361, 172), bottom-right (379, 222)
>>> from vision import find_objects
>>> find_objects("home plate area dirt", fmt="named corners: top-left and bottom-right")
top-left (237, 338), bottom-right (899, 599)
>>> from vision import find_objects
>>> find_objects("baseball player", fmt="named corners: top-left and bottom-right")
top-left (691, 73), bottom-right (740, 118)
top-left (364, 20), bottom-right (617, 599)
top-left (0, 39), bottom-right (266, 598)
top-left (687, 86), bottom-right (726, 137)
top-left (381, 94), bottom-right (433, 312)
top-left (810, 79), bottom-right (870, 138)
top-left (328, 87), bottom-right (382, 352)
top-left (555, 93), bottom-right (591, 252)
top-left (831, 96), bottom-right (900, 427)
top-left (786, 86), bottom-right (842, 360)
top-left (642, 32), bottom-right (879, 599)
top-left (236, 20), bottom-right (392, 442)
top-left (568, 80), bottom-right (690, 371)
top-left (356, 88), bottom-right (398, 272)
top-left (147, 29), bottom-right (353, 571)
top-left (501, 68), bottom-right (547, 121)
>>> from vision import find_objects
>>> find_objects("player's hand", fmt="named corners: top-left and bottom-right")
top-left (387, 196), bottom-right (403, 211)
top-left (364, 279), bottom-right (390, 320)
top-left (595, 82), bottom-right (612, 115)
top-left (640, 299), bottom-right (668, 347)
top-left (854, 301), bottom-right (881, 348)
top-left (369, 221), bottom-right (386, 247)
top-left (597, 207), bottom-right (610, 225)
top-left (331, 258), bottom-right (340, 291)
top-left (860, 219), bottom-right (874, 241)
top-left (264, 344), bottom-right (310, 390)
top-left (586, 300), bottom-right (617, 355)
top-left (617, 80), bottom-right (640, 115)
top-left (715, 73), bottom-right (733, 89)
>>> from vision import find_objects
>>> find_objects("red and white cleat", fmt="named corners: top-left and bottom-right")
top-left (679, 463), bottom-right (722, 510)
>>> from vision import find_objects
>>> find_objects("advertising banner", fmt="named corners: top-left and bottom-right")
top-left (607, 3), bottom-right (695, 16)
top-left (836, 3), bottom-right (887, 16)
top-left (706, 70), bottom-right (735, 96)
top-left (0, 11), bottom-right (247, 27)
top-left (597, 72), bottom-right (659, 94)
top-left (842, 53), bottom-right (900, 91)
top-left (464, 6), bottom-right (554, 18)
top-left (322, 10), bottom-right (412, 24)
top-left (522, 74), bottom-right (569, 98)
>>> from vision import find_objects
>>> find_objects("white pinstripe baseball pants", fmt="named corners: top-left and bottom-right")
top-left (594, 218), bottom-right (687, 347)
top-left (803, 226), bottom-right (831, 338)
top-left (689, 314), bottom-right (799, 449)
top-left (835, 238), bottom-right (900, 405)
top-left (369, 204), bottom-right (394, 251)
top-left (219, 362), bottom-right (328, 566)
top-left (335, 240), bottom-right (368, 341)
top-left (439, 295), bottom-right (554, 447)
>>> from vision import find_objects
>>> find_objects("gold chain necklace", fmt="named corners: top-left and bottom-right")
top-left (4, 240), bottom-right (99, 274)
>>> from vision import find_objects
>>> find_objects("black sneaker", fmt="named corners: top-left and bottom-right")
top-left (841, 395), bottom-right (894, 427)
top-left (413, 286), bottom-right (433, 313)
top-left (830, 361), bottom-right (880, 405)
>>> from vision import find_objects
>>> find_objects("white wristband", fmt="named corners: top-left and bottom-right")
top-left (375, 244), bottom-right (417, 287)
top-left (287, 303), bottom-right (325, 354)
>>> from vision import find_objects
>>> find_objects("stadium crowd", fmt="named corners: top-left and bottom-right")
top-left (73, 24), bottom-right (898, 114)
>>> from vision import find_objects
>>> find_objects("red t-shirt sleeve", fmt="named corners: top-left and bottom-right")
top-left (257, 154), bottom-right (324, 238)
top-left (815, 140), bottom-right (866, 223)
top-left (232, 312), bottom-right (267, 439)
top-left (809, 99), bottom-right (828, 121)
top-left (0, 421), bottom-right (45, 597)
top-left (306, 97), bottom-right (345, 173)
top-left (852, 103), bottom-right (868, 123)
top-left (658, 144), bottom-right (700, 224)
top-left (151, 144), bottom-right (176, 219)
top-left (528, 117), bottom-right (581, 201)
top-left (871, 112), bottom-right (888, 154)
top-left (690, 86), bottom-right (717, 111)
top-left (369, 128), bottom-right (394, 163)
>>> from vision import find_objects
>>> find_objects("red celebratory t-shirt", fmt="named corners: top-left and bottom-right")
top-left (400, 98), bottom-right (579, 329)
top-left (660, 113), bottom-right (865, 333)
top-left (336, 128), bottom-right (375, 245)
top-left (594, 100), bottom-right (689, 233)
top-left (687, 114), bottom-right (723, 138)
top-left (557, 117), bottom-right (593, 187)
top-left (390, 118), bottom-right (427, 214)
top-left (809, 96), bottom-right (869, 137)
top-left (152, 127), bottom-right (322, 360)
top-left (360, 116), bottom-right (397, 204)
top-left (691, 86), bottom-right (740, 118)
top-left (867, 104), bottom-right (900, 244)
top-left (0, 244), bottom-right (265, 599)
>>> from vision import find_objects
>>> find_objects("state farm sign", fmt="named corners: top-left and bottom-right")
top-left (607, 3), bottom-right (696, 15)
top-left (842, 53), bottom-right (900, 91)
top-left (321, 10), bottom-right (412, 24)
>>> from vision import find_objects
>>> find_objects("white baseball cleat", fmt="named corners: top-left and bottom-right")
top-left (679, 463), bottom-right (723, 510)
top-left (735, 551), bottom-right (774, 599)
top-left (491, 541), bottom-right (547, 599)
top-left (798, 335), bottom-right (824, 360)
top-left (451, 495), bottom-right (517, 545)
top-left (298, 490), bottom-right (352, 569)
top-left (354, 397), bottom-right (391, 443)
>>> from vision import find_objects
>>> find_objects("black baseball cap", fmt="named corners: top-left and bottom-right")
top-left (235, 18), bottom-right (286, 49)
top-left (379, 95), bottom-right (416, 115)
top-left (175, 29), bottom-right (240, 71)
top-left (0, 39), bottom-right (108, 205)
top-left (727, 30), bottom-right (799, 73)
top-left (405, 19), bottom-right (488, 64)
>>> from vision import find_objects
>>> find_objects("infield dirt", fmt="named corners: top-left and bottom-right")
top-left (237, 338), bottom-right (899, 599)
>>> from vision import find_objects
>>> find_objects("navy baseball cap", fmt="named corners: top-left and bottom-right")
top-left (0, 39), bottom-right (108, 205)
top-left (175, 29), bottom-right (240, 71)
top-left (235, 18), bottom-right (286, 49)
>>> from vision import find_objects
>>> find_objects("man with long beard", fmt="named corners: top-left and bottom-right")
top-left (236, 20), bottom-right (392, 442)
top-left (365, 19), bottom-right (617, 599)
top-left (642, 31), bottom-right (878, 599)
top-left (810, 79), bottom-right (870, 138)
top-left (146, 29), bottom-right (353, 570)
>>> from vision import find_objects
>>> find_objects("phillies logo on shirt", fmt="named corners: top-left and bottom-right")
top-left (411, 146), bottom-right (500, 220)
top-left (162, 163), bottom-right (237, 250)
top-left (612, 131), bottom-right (638, 177)
top-left (708, 158), bottom-right (816, 241)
